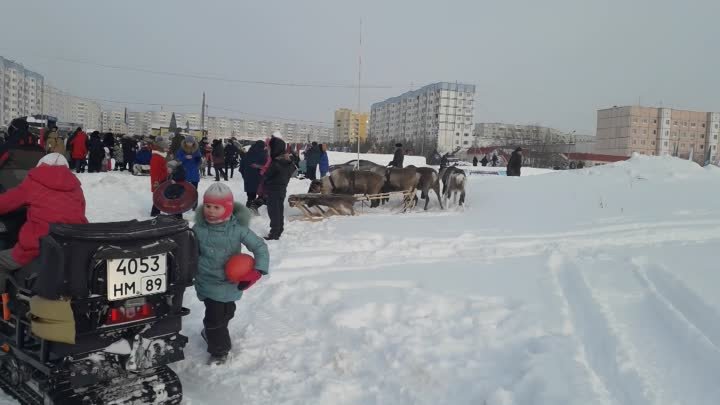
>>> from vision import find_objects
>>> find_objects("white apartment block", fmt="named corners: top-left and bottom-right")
top-left (42, 84), bottom-right (101, 129)
top-left (112, 108), bottom-right (333, 143)
top-left (126, 111), bottom-right (149, 136)
top-left (596, 106), bottom-right (720, 165)
top-left (0, 57), bottom-right (44, 128)
top-left (101, 110), bottom-right (128, 134)
top-left (370, 82), bottom-right (475, 153)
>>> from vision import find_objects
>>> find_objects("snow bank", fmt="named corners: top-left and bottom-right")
top-left (5, 154), bottom-right (717, 405)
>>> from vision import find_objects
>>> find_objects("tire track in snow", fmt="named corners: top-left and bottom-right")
top-left (550, 252), bottom-right (653, 405)
top-left (632, 261), bottom-right (720, 352)
top-left (620, 260), bottom-right (720, 404)
top-left (272, 222), bottom-right (720, 281)
top-left (575, 256), bottom-right (720, 405)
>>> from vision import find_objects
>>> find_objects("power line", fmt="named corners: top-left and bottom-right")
top-left (43, 86), bottom-right (333, 126)
top-left (207, 105), bottom-right (332, 125)
top-left (43, 85), bottom-right (197, 108)
top-left (12, 51), bottom-right (395, 89)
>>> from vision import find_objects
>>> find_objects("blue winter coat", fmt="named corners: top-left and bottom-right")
top-left (319, 152), bottom-right (329, 176)
top-left (135, 149), bottom-right (152, 165)
top-left (175, 144), bottom-right (202, 183)
top-left (192, 203), bottom-right (269, 303)
top-left (240, 142), bottom-right (266, 194)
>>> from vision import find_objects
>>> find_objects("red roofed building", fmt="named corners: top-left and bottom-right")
top-left (561, 152), bottom-right (628, 167)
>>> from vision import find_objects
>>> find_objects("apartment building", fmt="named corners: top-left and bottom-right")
top-left (370, 82), bottom-right (475, 153)
top-left (42, 85), bottom-right (102, 129)
top-left (96, 104), bottom-right (334, 143)
top-left (101, 110), bottom-right (128, 134)
top-left (0, 57), bottom-right (44, 128)
top-left (596, 106), bottom-right (720, 165)
top-left (334, 108), bottom-right (368, 144)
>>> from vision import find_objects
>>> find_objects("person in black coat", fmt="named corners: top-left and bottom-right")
top-left (440, 153), bottom-right (449, 169)
top-left (240, 140), bottom-right (266, 204)
top-left (262, 136), bottom-right (295, 240)
top-left (102, 133), bottom-right (115, 170)
top-left (211, 139), bottom-right (228, 181)
top-left (87, 132), bottom-right (105, 173)
top-left (103, 132), bottom-right (115, 149)
top-left (305, 142), bottom-right (321, 180)
top-left (480, 155), bottom-right (489, 167)
top-left (506, 147), bottom-right (523, 176)
top-left (472, 156), bottom-right (478, 166)
top-left (390, 143), bottom-right (404, 168)
top-left (491, 153), bottom-right (499, 167)
top-left (65, 128), bottom-right (79, 170)
top-left (121, 135), bottom-right (137, 172)
top-left (224, 139), bottom-right (240, 179)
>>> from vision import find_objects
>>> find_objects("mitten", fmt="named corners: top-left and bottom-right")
top-left (237, 270), bottom-right (262, 291)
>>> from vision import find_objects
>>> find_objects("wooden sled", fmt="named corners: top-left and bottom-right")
top-left (355, 188), bottom-right (417, 213)
top-left (289, 189), bottom-right (417, 221)
top-left (288, 194), bottom-right (357, 221)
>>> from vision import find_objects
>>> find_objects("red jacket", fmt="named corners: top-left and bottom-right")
top-left (150, 151), bottom-right (168, 192)
top-left (0, 165), bottom-right (88, 266)
top-left (70, 132), bottom-right (88, 159)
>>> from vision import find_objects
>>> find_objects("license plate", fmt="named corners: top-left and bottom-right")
top-left (106, 254), bottom-right (167, 301)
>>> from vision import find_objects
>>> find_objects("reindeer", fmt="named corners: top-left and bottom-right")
top-left (308, 168), bottom-right (385, 207)
top-left (439, 166), bottom-right (467, 206)
top-left (414, 167), bottom-right (444, 210)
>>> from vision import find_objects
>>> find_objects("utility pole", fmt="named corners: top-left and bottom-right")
top-left (200, 92), bottom-right (206, 136)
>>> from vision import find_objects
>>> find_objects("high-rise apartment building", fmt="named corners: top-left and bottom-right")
top-left (0, 57), bottom-right (44, 128)
top-left (43, 84), bottom-right (102, 129)
top-left (334, 108), bottom-right (368, 144)
top-left (370, 82), bottom-right (475, 153)
top-left (596, 106), bottom-right (720, 165)
top-left (101, 110), bottom-right (128, 134)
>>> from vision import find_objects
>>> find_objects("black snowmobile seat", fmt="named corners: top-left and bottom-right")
top-left (17, 216), bottom-right (197, 300)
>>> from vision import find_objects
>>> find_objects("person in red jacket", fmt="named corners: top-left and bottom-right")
top-left (68, 128), bottom-right (88, 173)
top-left (0, 153), bottom-right (88, 273)
top-left (150, 136), bottom-right (171, 217)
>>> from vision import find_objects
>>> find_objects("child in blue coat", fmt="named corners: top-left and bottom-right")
top-left (192, 183), bottom-right (269, 364)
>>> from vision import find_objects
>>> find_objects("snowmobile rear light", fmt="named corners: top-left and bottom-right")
top-left (106, 303), bottom-right (155, 325)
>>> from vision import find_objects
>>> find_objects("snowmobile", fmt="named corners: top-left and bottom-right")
top-left (0, 214), bottom-right (197, 404)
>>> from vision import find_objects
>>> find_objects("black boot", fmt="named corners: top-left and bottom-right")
top-left (208, 353), bottom-right (228, 365)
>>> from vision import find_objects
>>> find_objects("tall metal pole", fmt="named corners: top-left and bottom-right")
top-left (356, 18), bottom-right (362, 169)
top-left (200, 92), bottom-right (206, 136)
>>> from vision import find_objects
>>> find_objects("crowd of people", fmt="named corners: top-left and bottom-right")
top-left (20, 126), bottom-right (340, 241)
top-left (467, 148), bottom-right (523, 176)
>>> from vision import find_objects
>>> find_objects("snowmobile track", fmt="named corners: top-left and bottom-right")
top-left (560, 254), bottom-right (720, 405)
top-left (633, 264), bottom-right (720, 352)
top-left (0, 367), bottom-right (42, 405)
top-left (551, 254), bottom-right (653, 405)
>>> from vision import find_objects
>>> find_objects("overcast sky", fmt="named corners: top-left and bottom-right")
top-left (2, 0), bottom-right (719, 134)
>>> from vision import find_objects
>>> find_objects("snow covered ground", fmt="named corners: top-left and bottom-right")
top-left (4, 153), bottom-right (720, 405)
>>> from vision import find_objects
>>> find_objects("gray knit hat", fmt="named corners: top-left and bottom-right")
top-left (154, 135), bottom-right (171, 151)
top-left (203, 183), bottom-right (233, 202)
